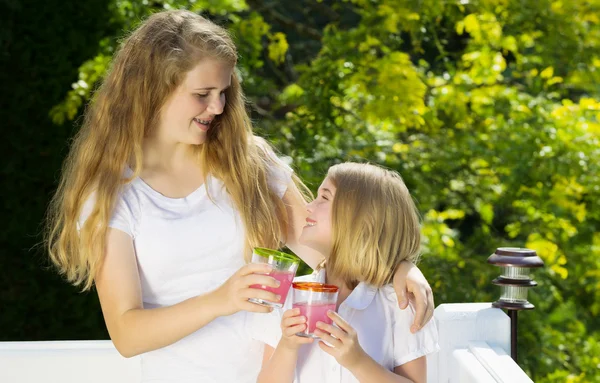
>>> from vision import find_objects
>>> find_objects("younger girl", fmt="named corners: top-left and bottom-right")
top-left (256, 163), bottom-right (440, 383)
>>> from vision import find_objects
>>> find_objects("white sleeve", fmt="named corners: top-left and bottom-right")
top-left (264, 147), bottom-right (294, 199)
top-left (78, 190), bottom-right (137, 238)
top-left (383, 285), bottom-right (440, 366)
top-left (247, 309), bottom-right (284, 349)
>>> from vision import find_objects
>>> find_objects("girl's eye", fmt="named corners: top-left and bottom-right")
top-left (321, 195), bottom-right (329, 201)
top-left (197, 91), bottom-right (226, 98)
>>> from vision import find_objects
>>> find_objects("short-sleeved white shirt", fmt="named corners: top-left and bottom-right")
top-left (80, 153), bottom-right (292, 383)
top-left (251, 270), bottom-right (440, 383)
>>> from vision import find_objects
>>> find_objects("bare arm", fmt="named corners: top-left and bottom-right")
top-left (257, 344), bottom-right (298, 383)
top-left (349, 356), bottom-right (426, 383)
top-left (257, 308), bottom-right (312, 383)
top-left (96, 228), bottom-right (280, 357)
top-left (394, 358), bottom-right (427, 383)
top-left (392, 262), bottom-right (435, 333)
top-left (282, 182), bottom-right (325, 269)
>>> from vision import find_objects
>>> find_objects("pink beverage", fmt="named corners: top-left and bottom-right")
top-left (293, 301), bottom-right (337, 334)
top-left (250, 269), bottom-right (295, 305)
top-left (249, 248), bottom-right (299, 308)
top-left (292, 282), bottom-right (339, 338)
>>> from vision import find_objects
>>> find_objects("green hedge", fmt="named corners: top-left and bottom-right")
top-left (0, 0), bottom-right (115, 341)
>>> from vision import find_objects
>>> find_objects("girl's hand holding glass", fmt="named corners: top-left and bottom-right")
top-left (292, 282), bottom-right (339, 338)
top-left (214, 263), bottom-right (282, 316)
top-left (279, 308), bottom-right (314, 350)
top-left (314, 311), bottom-right (368, 369)
top-left (248, 248), bottom-right (299, 308)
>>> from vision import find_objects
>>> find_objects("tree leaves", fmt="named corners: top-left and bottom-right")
top-left (49, 1), bottom-right (600, 380)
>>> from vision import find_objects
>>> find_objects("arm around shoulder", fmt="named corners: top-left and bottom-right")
top-left (392, 261), bottom-right (435, 332)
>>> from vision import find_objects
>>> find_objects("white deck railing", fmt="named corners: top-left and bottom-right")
top-left (431, 303), bottom-right (533, 382)
top-left (0, 303), bottom-right (533, 382)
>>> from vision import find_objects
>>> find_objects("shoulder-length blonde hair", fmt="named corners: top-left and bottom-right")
top-left (45, 10), bottom-right (301, 290)
top-left (326, 163), bottom-right (421, 288)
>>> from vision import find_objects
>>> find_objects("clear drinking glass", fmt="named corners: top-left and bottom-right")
top-left (248, 247), bottom-right (299, 308)
top-left (292, 282), bottom-right (339, 338)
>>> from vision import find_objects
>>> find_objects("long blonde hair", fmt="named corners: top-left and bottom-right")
top-left (45, 10), bottom-right (300, 290)
top-left (326, 163), bottom-right (421, 288)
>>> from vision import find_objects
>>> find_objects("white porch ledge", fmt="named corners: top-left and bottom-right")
top-left (0, 340), bottom-right (140, 382)
top-left (0, 303), bottom-right (534, 382)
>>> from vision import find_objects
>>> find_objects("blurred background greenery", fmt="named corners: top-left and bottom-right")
top-left (1, 0), bottom-right (599, 381)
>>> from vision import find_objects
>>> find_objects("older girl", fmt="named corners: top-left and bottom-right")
top-left (45, 11), bottom-right (434, 382)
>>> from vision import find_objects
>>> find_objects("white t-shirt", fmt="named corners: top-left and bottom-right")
top-left (251, 270), bottom-right (440, 383)
top-left (80, 154), bottom-right (293, 383)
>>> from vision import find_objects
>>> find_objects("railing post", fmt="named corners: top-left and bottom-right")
top-left (487, 247), bottom-right (544, 363)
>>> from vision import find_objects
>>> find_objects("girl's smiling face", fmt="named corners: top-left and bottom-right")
top-left (157, 58), bottom-right (233, 146)
top-left (299, 177), bottom-right (336, 256)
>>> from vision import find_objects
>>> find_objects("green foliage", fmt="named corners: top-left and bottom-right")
top-left (0, 0), bottom-right (118, 341)
top-left (7, 0), bottom-right (598, 381)
top-left (273, 2), bottom-right (600, 381)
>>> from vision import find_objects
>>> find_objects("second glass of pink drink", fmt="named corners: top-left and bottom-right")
top-left (248, 247), bottom-right (299, 308)
top-left (292, 282), bottom-right (339, 338)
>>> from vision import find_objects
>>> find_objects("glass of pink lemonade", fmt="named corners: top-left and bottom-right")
top-left (248, 247), bottom-right (299, 308)
top-left (292, 282), bottom-right (339, 338)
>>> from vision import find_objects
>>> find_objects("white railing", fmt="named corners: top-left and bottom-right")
top-left (0, 303), bottom-right (533, 382)
top-left (0, 340), bottom-right (140, 383)
top-left (430, 303), bottom-right (533, 382)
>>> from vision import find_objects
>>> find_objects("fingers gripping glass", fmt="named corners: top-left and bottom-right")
top-left (248, 247), bottom-right (299, 308)
top-left (292, 282), bottom-right (339, 338)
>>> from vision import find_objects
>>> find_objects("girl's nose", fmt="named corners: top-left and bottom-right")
top-left (305, 200), bottom-right (315, 214)
top-left (207, 94), bottom-right (225, 115)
